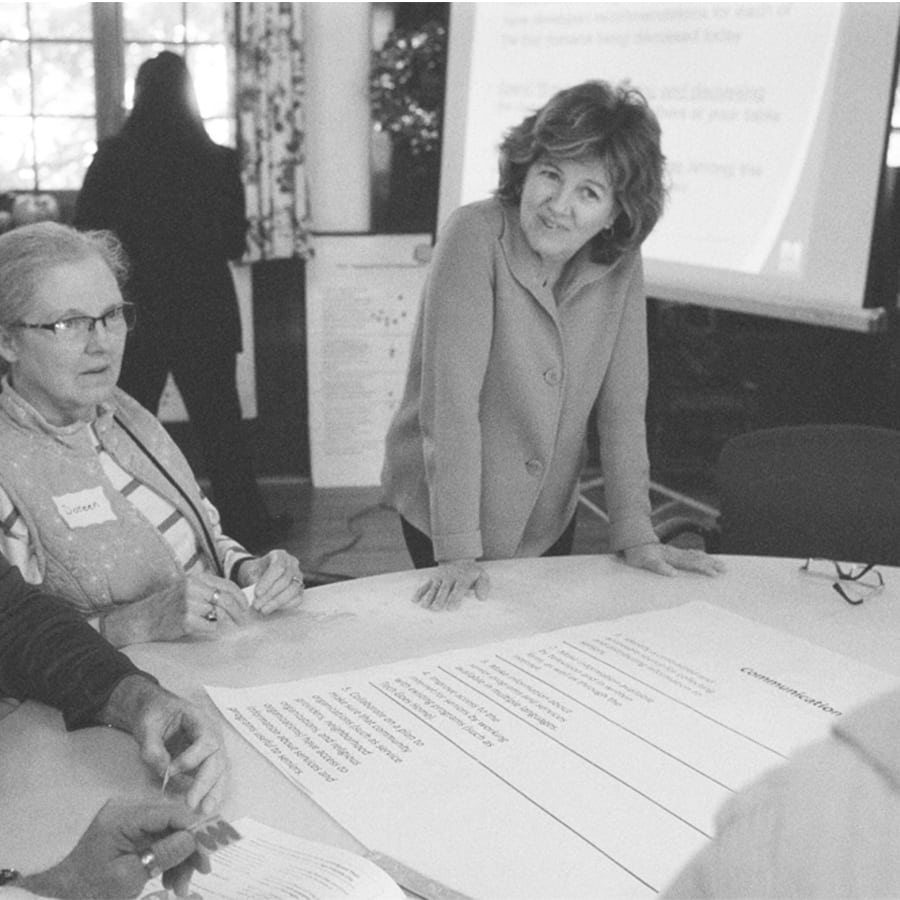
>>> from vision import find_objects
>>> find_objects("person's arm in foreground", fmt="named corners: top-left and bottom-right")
top-left (0, 556), bottom-right (227, 813)
top-left (9, 798), bottom-right (208, 899)
top-left (662, 707), bottom-right (900, 899)
top-left (0, 555), bottom-right (145, 719)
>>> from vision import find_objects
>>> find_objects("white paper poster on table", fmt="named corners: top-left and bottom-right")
top-left (139, 818), bottom-right (403, 900)
top-left (207, 601), bottom-right (900, 900)
top-left (306, 234), bottom-right (431, 487)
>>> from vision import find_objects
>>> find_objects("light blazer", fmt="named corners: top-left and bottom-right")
top-left (382, 198), bottom-right (657, 562)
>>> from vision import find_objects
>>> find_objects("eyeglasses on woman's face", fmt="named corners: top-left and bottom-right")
top-left (11, 302), bottom-right (136, 344)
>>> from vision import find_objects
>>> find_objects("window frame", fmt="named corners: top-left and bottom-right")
top-left (93, 4), bottom-right (126, 142)
top-left (1, 2), bottom-right (233, 200)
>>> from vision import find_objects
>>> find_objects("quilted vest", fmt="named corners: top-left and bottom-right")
top-left (0, 384), bottom-right (222, 616)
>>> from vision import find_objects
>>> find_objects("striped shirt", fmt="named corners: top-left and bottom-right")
top-left (0, 424), bottom-right (250, 588)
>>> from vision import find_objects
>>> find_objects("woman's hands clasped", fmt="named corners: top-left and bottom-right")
top-left (234, 549), bottom-right (305, 616)
top-left (105, 551), bottom-right (305, 646)
top-left (413, 559), bottom-right (491, 611)
top-left (160, 572), bottom-right (250, 639)
top-left (161, 550), bottom-right (304, 635)
top-left (101, 573), bottom-right (248, 646)
top-left (622, 542), bottom-right (725, 578)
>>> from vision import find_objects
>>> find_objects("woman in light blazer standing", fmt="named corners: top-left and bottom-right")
top-left (382, 80), bottom-right (723, 610)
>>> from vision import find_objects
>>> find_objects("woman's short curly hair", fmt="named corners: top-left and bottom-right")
top-left (496, 80), bottom-right (666, 264)
top-left (0, 221), bottom-right (129, 328)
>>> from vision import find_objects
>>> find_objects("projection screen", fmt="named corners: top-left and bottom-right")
top-left (439, 2), bottom-right (900, 331)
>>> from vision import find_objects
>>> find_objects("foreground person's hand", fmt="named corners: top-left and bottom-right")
top-left (16, 798), bottom-right (210, 899)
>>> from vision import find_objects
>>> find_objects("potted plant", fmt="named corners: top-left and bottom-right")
top-left (370, 20), bottom-right (447, 233)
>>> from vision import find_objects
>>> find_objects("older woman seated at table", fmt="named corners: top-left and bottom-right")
top-left (0, 222), bottom-right (304, 647)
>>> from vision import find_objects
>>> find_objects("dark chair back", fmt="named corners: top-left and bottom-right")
top-left (716, 424), bottom-right (900, 565)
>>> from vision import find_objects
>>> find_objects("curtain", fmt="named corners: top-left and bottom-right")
top-left (230, 3), bottom-right (313, 261)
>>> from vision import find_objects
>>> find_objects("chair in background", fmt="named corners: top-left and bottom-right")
top-left (658, 424), bottom-right (900, 566)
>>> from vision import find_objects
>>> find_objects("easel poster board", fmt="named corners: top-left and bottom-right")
top-left (306, 234), bottom-right (431, 487)
top-left (158, 262), bottom-right (258, 422)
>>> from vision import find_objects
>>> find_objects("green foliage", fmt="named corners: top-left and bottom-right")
top-left (369, 21), bottom-right (447, 157)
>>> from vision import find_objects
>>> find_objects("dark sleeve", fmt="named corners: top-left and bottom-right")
top-left (220, 147), bottom-right (249, 260)
top-left (0, 556), bottom-right (150, 730)
top-left (73, 141), bottom-right (122, 232)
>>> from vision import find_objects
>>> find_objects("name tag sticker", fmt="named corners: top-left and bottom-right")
top-left (53, 486), bottom-right (117, 529)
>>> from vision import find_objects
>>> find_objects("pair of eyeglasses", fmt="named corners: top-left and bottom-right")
top-left (800, 558), bottom-right (886, 605)
top-left (12, 302), bottom-right (136, 342)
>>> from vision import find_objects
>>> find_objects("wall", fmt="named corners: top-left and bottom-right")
top-left (305, 3), bottom-right (373, 232)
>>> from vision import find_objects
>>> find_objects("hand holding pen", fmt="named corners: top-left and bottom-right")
top-left (12, 799), bottom-right (211, 899)
top-left (99, 674), bottom-right (228, 815)
top-left (145, 693), bottom-right (227, 816)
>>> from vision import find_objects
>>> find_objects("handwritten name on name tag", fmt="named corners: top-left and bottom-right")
top-left (53, 486), bottom-right (117, 528)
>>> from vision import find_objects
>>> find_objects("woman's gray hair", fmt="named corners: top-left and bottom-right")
top-left (0, 221), bottom-right (129, 327)
top-left (496, 80), bottom-right (666, 264)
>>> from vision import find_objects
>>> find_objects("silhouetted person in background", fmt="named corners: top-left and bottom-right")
top-left (75, 51), bottom-right (288, 552)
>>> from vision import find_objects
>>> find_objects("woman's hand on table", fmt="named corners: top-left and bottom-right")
top-left (622, 542), bottom-right (726, 578)
top-left (413, 560), bottom-right (491, 611)
top-left (235, 549), bottom-right (305, 615)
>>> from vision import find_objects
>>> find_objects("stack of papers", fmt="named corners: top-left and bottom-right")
top-left (140, 818), bottom-right (402, 900)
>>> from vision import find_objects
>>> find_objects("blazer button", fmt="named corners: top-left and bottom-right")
top-left (525, 459), bottom-right (544, 477)
top-left (543, 368), bottom-right (561, 386)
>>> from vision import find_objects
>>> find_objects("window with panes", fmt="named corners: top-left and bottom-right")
top-left (0, 2), bottom-right (233, 194)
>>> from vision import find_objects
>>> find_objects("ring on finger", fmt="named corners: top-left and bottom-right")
top-left (140, 850), bottom-right (162, 879)
top-left (205, 588), bottom-right (221, 622)
top-left (290, 576), bottom-right (302, 586)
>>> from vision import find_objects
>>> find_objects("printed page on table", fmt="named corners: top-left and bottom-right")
top-left (139, 817), bottom-right (402, 900)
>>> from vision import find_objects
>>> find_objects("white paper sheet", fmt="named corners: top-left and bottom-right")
top-left (207, 602), bottom-right (900, 899)
top-left (139, 817), bottom-right (402, 900)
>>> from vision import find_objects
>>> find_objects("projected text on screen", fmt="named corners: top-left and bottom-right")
top-left (440, 2), bottom-right (899, 324)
